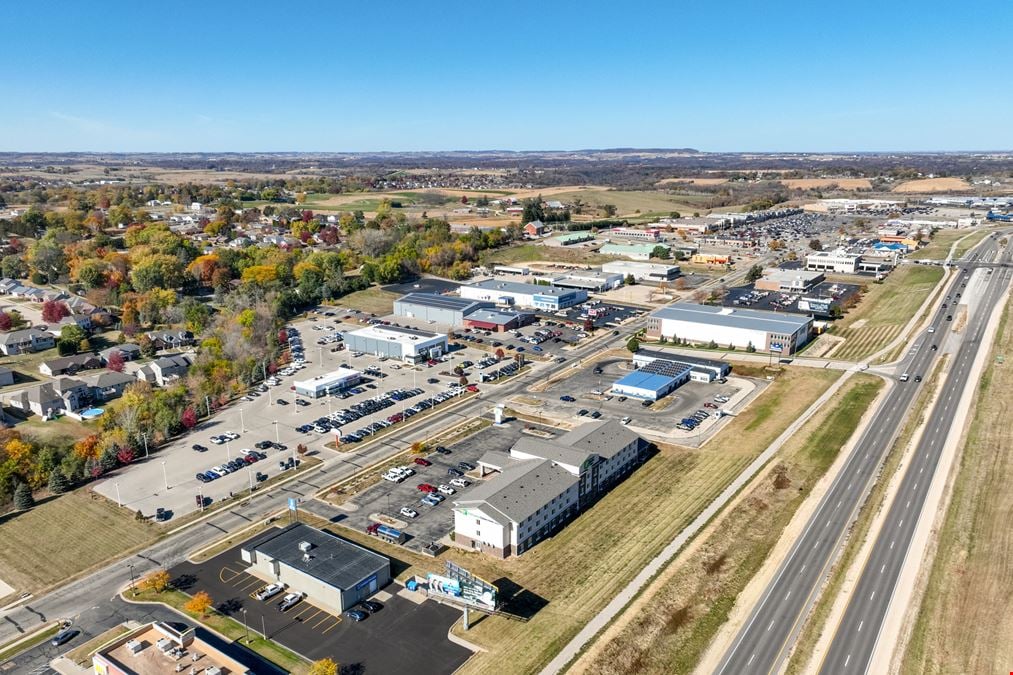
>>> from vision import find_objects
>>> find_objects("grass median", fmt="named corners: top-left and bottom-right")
top-left (570, 374), bottom-right (883, 674)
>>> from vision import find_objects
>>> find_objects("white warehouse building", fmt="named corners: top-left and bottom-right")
top-left (460, 279), bottom-right (587, 311)
top-left (646, 302), bottom-right (812, 354)
top-left (344, 325), bottom-right (448, 364)
top-left (293, 367), bottom-right (362, 398)
top-left (806, 250), bottom-right (862, 274)
top-left (601, 260), bottom-right (681, 282)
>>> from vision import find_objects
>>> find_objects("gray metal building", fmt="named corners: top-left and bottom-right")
top-left (345, 324), bottom-right (448, 363)
top-left (393, 293), bottom-right (492, 326)
top-left (241, 523), bottom-right (390, 615)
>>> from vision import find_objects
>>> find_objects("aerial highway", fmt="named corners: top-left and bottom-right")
top-left (818, 244), bottom-right (1013, 672)
top-left (715, 234), bottom-right (1011, 675)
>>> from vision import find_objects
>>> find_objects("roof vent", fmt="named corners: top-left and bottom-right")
top-left (298, 540), bottom-right (313, 553)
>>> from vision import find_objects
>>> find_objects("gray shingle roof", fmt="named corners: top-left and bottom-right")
top-left (456, 459), bottom-right (577, 523)
top-left (248, 523), bottom-right (388, 590)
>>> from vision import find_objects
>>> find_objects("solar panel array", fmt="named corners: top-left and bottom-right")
top-left (641, 359), bottom-right (691, 378)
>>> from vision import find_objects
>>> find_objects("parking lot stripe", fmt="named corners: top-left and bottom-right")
top-left (313, 614), bottom-right (335, 629)
top-left (290, 605), bottom-right (315, 620)
top-left (236, 577), bottom-right (262, 591)
top-left (219, 565), bottom-right (245, 584)
top-left (320, 617), bottom-right (341, 634)
top-left (300, 608), bottom-right (322, 623)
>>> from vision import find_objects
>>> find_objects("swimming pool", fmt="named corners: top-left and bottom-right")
top-left (80, 407), bottom-right (105, 419)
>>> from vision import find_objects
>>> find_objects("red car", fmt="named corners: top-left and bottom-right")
top-left (414, 457), bottom-right (432, 467)
top-left (466, 385), bottom-right (479, 393)
top-left (417, 483), bottom-right (436, 493)
top-left (704, 402), bottom-right (719, 409)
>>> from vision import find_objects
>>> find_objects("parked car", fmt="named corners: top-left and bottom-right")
top-left (361, 600), bottom-right (383, 613)
top-left (51, 627), bottom-right (79, 647)
top-left (414, 457), bottom-right (432, 467)
top-left (438, 484), bottom-right (456, 495)
top-left (192, 444), bottom-right (207, 452)
top-left (417, 483), bottom-right (437, 493)
top-left (435, 445), bottom-right (452, 455)
top-left (400, 507), bottom-right (418, 519)
top-left (559, 395), bottom-right (576, 402)
top-left (458, 462), bottom-right (475, 471)
top-left (447, 467), bottom-right (464, 477)
top-left (255, 584), bottom-right (285, 601)
top-left (344, 609), bottom-right (369, 621)
top-left (278, 592), bottom-right (304, 612)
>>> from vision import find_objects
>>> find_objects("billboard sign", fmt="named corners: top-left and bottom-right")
top-left (427, 562), bottom-right (498, 610)
top-left (770, 342), bottom-right (784, 353)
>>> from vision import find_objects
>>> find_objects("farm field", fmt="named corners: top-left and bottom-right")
top-left (0, 488), bottom-right (157, 594)
top-left (830, 265), bottom-right (944, 361)
top-left (780, 178), bottom-right (873, 190)
top-left (572, 375), bottom-right (883, 675)
top-left (900, 301), bottom-right (1013, 674)
top-left (543, 189), bottom-right (711, 218)
top-left (892, 177), bottom-right (971, 193)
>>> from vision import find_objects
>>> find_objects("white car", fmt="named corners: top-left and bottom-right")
top-left (449, 478), bottom-right (469, 488)
top-left (224, 431), bottom-right (240, 440)
top-left (438, 485), bottom-right (456, 496)
top-left (400, 507), bottom-right (418, 519)
top-left (209, 436), bottom-right (225, 445)
top-left (255, 583), bottom-right (284, 601)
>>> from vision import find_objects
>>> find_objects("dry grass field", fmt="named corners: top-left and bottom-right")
top-left (892, 177), bottom-right (971, 193)
top-left (907, 228), bottom-right (991, 261)
top-left (830, 265), bottom-right (943, 361)
top-left (543, 188), bottom-right (710, 217)
top-left (572, 375), bottom-right (883, 675)
top-left (656, 178), bottom-right (728, 186)
top-left (901, 301), bottom-right (1013, 674)
top-left (780, 178), bottom-right (872, 190)
top-left (0, 488), bottom-right (157, 593)
top-left (324, 287), bottom-right (400, 315)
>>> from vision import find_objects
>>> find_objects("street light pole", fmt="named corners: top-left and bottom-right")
top-left (115, 482), bottom-right (122, 508)
top-left (226, 440), bottom-right (232, 462)
top-left (161, 461), bottom-right (169, 491)
top-left (242, 608), bottom-right (249, 644)
top-left (274, 421), bottom-right (280, 444)
top-left (239, 408), bottom-right (246, 433)
top-left (127, 563), bottom-right (137, 596)
top-left (247, 467), bottom-right (254, 494)
top-left (142, 433), bottom-right (149, 459)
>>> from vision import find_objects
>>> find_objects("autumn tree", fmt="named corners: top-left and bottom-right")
top-left (184, 590), bottom-right (214, 617)
top-left (41, 299), bottom-right (71, 323)
top-left (308, 658), bottom-right (339, 675)
top-left (107, 350), bottom-right (125, 372)
top-left (181, 407), bottom-right (198, 430)
top-left (0, 312), bottom-right (10, 331)
top-left (140, 569), bottom-right (172, 594)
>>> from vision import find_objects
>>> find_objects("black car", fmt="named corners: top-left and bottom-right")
top-left (196, 472), bottom-right (208, 482)
top-left (931, 344), bottom-right (938, 351)
top-left (361, 600), bottom-right (383, 613)
top-left (51, 628), bottom-right (78, 647)
top-left (914, 375), bottom-right (923, 382)
top-left (344, 609), bottom-right (369, 622)
top-left (435, 445), bottom-right (452, 455)
top-left (447, 467), bottom-right (464, 477)
top-left (192, 444), bottom-right (208, 452)
top-left (458, 462), bottom-right (475, 471)
top-left (276, 398), bottom-right (289, 405)
top-left (641, 400), bottom-right (654, 407)
top-left (256, 440), bottom-right (273, 449)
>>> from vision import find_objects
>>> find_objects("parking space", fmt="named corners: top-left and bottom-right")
top-left (723, 280), bottom-right (861, 317)
top-left (333, 421), bottom-right (533, 553)
top-left (170, 540), bottom-right (472, 674)
top-left (517, 356), bottom-right (759, 440)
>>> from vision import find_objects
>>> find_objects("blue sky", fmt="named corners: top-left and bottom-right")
top-left (4, 0), bottom-right (1012, 152)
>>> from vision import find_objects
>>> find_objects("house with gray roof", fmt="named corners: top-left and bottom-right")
top-left (136, 354), bottom-right (192, 386)
top-left (99, 343), bottom-right (142, 364)
top-left (0, 366), bottom-right (15, 387)
top-left (85, 371), bottom-right (136, 402)
top-left (454, 420), bottom-right (643, 558)
top-left (39, 353), bottom-right (102, 377)
top-left (5, 377), bottom-right (90, 417)
top-left (0, 328), bottom-right (56, 356)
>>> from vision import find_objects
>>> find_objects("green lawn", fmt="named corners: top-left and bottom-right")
top-left (325, 287), bottom-right (400, 315)
top-left (0, 489), bottom-right (157, 593)
top-left (830, 265), bottom-right (944, 361)
top-left (484, 244), bottom-right (612, 266)
top-left (907, 229), bottom-right (989, 260)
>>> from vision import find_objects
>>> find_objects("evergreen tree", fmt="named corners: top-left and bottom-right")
top-left (48, 469), bottom-right (70, 494)
top-left (13, 483), bottom-right (34, 511)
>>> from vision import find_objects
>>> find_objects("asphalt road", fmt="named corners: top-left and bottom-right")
top-left (715, 236), bottom-right (1012, 675)
top-left (819, 249), bottom-right (1013, 672)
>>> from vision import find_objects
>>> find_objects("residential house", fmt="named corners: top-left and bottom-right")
top-left (39, 353), bottom-right (102, 377)
top-left (85, 371), bottom-right (136, 402)
top-left (0, 329), bottom-right (56, 356)
top-left (524, 220), bottom-right (548, 237)
top-left (99, 343), bottom-right (142, 364)
top-left (6, 377), bottom-right (91, 417)
top-left (145, 330), bottom-right (194, 350)
top-left (136, 354), bottom-right (192, 387)
top-left (0, 366), bottom-right (14, 387)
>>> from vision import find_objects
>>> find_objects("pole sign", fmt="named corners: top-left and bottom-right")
top-left (770, 342), bottom-right (784, 353)
top-left (287, 497), bottom-right (298, 512)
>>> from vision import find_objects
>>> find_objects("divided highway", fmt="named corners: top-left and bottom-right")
top-left (819, 247), bottom-right (1013, 672)
top-left (715, 236), bottom-right (1011, 675)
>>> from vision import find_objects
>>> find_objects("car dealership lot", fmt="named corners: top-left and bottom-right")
top-left (169, 539), bottom-right (472, 673)
top-left (92, 320), bottom-right (489, 518)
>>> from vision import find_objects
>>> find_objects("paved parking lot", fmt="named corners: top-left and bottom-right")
top-left (170, 538), bottom-right (472, 674)
top-left (92, 318), bottom-right (496, 518)
top-left (516, 356), bottom-right (761, 441)
top-left (723, 280), bottom-right (861, 317)
top-left (332, 420), bottom-right (532, 553)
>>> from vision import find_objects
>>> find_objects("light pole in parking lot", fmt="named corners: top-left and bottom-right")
top-left (239, 408), bottom-right (246, 433)
top-left (246, 467), bottom-right (254, 495)
top-left (197, 486), bottom-right (204, 512)
top-left (273, 420), bottom-right (280, 444)
top-left (226, 440), bottom-right (232, 462)
top-left (161, 461), bottom-right (169, 491)
top-left (241, 608), bottom-right (249, 643)
top-left (127, 563), bottom-right (136, 597)
top-left (141, 433), bottom-right (149, 459)
top-left (114, 482), bottom-right (122, 508)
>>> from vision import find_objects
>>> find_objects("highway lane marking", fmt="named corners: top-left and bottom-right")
top-left (890, 540), bottom-right (895, 549)
top-left (858, 620), bottom-right (863, 632)
top-left (906, 500), bottom-right (910, 509)
top-left (767, 620), bottom-right (775, 632)
top-left (747, 653), bottom-right (755, 666)
top-left (845, 653), bottom-right (851, 667)
top-left (785, 590), bottom-right (791, 600)
top-left (881, 564), bottom-right (886, 574)
top-left (870, 591), bottom-right (876, 601)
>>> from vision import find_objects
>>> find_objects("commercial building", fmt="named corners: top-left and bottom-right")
top-left (345, 325), bottom-right (448, 363)
top-left (241, 523), bottom-right (390, 616)
top-left (754, 269), bottom-right (826, 293)
top-left (462, 308), bottom-right (533, 332)
top-left (554, 232), bottom-right (595, 246)
top-left (691, 253), bottom-right (731, 265)
top-left (605, 227), bottom-right (662, 242)
top-left (553, 269), bottom-right (624, 292)
top-left (602, 260), bottom-right (681, 282)
top-left (599, 243), bottom-right (668, 261)
top-left (393, 293), bottom-right (492, 326)
top-left (806, 199), bottom-right (903, 213)
top-left (293, 367), bottom-right (362, 398)
top-left (454, 420), bottom-right (643, 558)
top-left (92, 621), bottom-right (255, 675)
top-left (646, 302), bottom-right (812, 354)
top-left (460, 279), bottom-right (587, 311)
top-left (806, 250), bottom-right (861, 274)
top-left (632, 349), bottom-right (731, 382)
top-left (611, 359), bottom-right (692, 400)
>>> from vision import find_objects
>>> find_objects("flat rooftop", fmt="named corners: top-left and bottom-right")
top-left (293, 366), bottom-right (360, 389)
top-left (652, 302), bottom-right (812, 333)
top-left (349, 324), bottom-right (446, 344)
top-left (247, 523), bottom-right (388, 590)
top-left (467, 279), bottom-right (582, 298)
top-left (98, 624), bottom-right (249, 675)
top-left (395, 292), bottom-right (488, 312)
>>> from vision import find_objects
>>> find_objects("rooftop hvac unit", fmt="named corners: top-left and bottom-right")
top-left (298, 540), bottom-right (313, 553)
